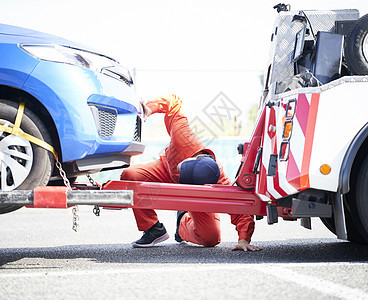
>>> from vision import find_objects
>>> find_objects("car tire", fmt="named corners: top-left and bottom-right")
top-left (0, 100), bottom-right (54, 214)
top-left (345, 14), bottom-right (368, 75)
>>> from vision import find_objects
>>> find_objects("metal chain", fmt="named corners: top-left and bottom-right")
top-left (55, 158), bottom-right (71, 191)
top-left (71, 206), bottom-right (80, 231)
top-left (87, 174), bottom-right (101, 217)
top-left (87, 174), bottom-right (99, 188)
top-left (55, 157), bottom-right (79, 232)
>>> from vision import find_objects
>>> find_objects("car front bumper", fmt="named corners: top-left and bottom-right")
top-left (22, 58), bottom-right (145, 173)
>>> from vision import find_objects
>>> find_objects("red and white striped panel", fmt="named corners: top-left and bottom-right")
top-left (257, 93), bottom-right (320, 201)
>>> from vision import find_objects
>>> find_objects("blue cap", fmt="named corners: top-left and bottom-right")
top-left (179, 157), bottom-right (220, 185)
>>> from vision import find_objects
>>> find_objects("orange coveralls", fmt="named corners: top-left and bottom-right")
top-left (120, 95), bottom-right (255, 246)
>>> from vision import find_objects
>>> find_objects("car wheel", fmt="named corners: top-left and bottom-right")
top-left (345, 14), bottom-right (368, 75)
top-left (0, 100), bottom-right (54, 214)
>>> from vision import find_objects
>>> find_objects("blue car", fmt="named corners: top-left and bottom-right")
top-left (0, 24), bottom-right (145, 213)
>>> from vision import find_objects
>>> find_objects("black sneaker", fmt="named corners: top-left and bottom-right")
top-left (175, 211), bottom-right (187, 243)
top-left (132, 221), bottom-right (169, 248)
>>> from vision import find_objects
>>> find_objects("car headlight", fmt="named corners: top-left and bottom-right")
top-left (20, 44), bottom-right (133, 85)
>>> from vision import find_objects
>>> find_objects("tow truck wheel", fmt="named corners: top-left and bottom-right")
top-left (320, 216), bottom-right (336, 235)
top-left (330, 155), bottom-right (368, 244)
top-left (0, 100), bottom-right (54, 214)
top-left (347, 154), bottom-right (368, 244)
top-left (320, 207), bottom-right (368, 244)
top-left (345, 13), bottom-right (368, 75)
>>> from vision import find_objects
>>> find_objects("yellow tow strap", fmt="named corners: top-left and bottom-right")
top-left (0, 102), bottom-right (59, 160)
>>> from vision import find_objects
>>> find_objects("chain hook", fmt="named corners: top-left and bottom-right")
top-left (93, 205), bottom-right (100, 217)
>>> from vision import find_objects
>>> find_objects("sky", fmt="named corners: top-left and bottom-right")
top-left (1, 1), bottom-right (366, 69)
top-left (1, 0), bottom-right (368, 135)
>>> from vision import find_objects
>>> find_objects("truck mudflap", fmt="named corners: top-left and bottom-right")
top-left (0, 186), bottom-right (133, 208)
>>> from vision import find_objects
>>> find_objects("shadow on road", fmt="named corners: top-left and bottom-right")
top-left (0, 238), bottom-right (367, 267)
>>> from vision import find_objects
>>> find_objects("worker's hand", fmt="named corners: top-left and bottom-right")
top-left (140, 100), bottom-right (152, 122)
top-left (231, 239), bottom-right (262, 252)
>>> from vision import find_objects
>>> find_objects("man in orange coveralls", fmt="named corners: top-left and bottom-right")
top-left (120, 94), bottom-right (261, 252)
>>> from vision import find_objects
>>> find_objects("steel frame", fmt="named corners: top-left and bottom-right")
top-left (102, 180), bottom-right (268, 215)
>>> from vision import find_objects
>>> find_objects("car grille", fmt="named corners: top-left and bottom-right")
top-left (134, 116), bottom-right (142, 142)
top-left (98, 109), bottom-right (117, 138)
top-left (90, 105), bottom-right (141, 140)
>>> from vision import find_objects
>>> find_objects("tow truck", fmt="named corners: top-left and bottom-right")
top-left (2, 5), bottom-right (368, 244)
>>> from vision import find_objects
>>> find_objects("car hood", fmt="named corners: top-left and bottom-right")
top-left (0, 23), bottom-right (102, 54)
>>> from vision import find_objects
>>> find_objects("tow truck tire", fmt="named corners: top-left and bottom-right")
top-left (320, 216), bottom-right (336, 235)
top-left (0, 100), bottom-right (54, 214)
top-left (345, 14), bottom-right (368, 75)
top-left (320, 207), bottom-right (368, 244)
top-left (348, 154), bottom-right (368, 244)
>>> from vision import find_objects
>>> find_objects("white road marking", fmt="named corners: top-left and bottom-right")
top-left (1, 263), bottom-right (367, 299)
top-left (253, 265), bottom-right (368, 300)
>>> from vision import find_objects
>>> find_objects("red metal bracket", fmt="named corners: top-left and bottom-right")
top-left (103, 180), bottom-right (267, 215)
top-left (235, 108), bottom-right (266, 189)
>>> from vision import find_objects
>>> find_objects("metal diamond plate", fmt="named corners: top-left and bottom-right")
top-left (266, 9), bottom-right (360, 96)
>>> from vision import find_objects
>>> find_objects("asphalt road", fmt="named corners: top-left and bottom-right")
top-left (1, 206), bottom-right (368, 299)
